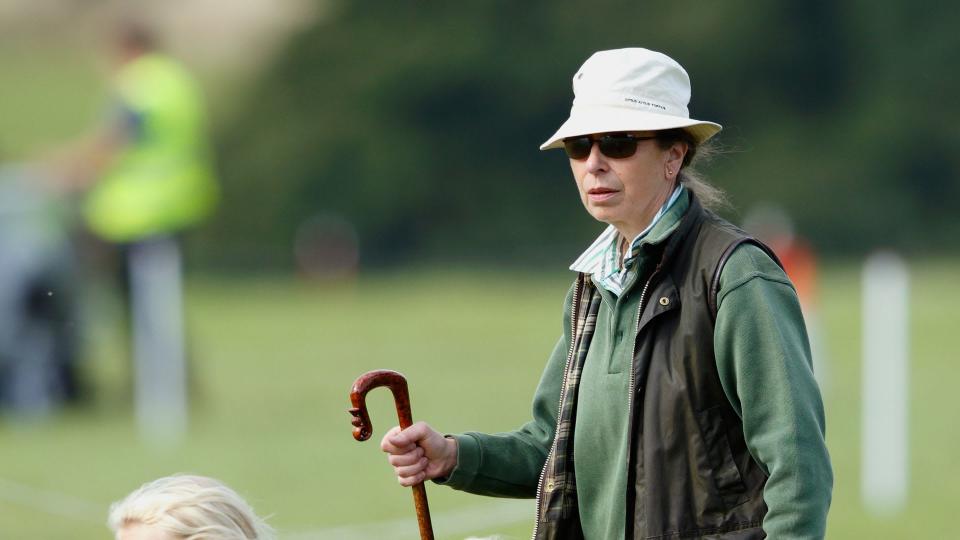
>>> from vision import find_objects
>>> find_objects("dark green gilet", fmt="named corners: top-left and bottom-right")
top-left (534, 195), bottom-right (782, 540)
top-left (625, 195), bottom-right (779, 539)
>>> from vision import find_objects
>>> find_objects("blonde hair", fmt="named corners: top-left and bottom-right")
top-left (107, 474), bottom-right (274, 540)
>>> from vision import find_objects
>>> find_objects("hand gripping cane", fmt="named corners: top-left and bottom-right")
top-left (349, 369), bottom-right (434, 540)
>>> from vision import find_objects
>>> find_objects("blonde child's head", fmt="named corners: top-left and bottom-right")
top-left (108, 474), bottom-right (273, 540)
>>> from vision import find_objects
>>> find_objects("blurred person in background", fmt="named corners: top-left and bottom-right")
top-left (743, 204), bottom-right (829, 392)
top-left (0, 164), bottom-right (80, 416)
top-left (108, 474), bottom-right (274, 540)
top-left (58, 19), bottom-right (217, 401)
top-left (381, 48), bottom-right (832, 538)
top-left (740, 204), bottom-right (818, 315)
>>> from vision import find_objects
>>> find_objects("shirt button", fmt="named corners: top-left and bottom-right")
top-left (659, 296), bottom-right (670, 306)
top-left (546, 480), bottom-right (555, 492)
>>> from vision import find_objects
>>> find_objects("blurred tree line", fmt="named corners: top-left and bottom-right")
top-left (201, 0), bottom-right (960, 270)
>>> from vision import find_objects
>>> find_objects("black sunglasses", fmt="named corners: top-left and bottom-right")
top-left (562, 133), bottom-right (657, 160)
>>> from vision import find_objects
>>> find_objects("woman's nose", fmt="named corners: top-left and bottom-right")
top-left (585, 142), bottom-right (608, 173)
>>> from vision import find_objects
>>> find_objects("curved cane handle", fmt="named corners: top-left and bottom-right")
top-left (347, 369), bottom-right (433, 540)
top-left (348, 369), bottom-right (413, 441)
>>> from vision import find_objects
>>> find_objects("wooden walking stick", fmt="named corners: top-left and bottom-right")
top-left (349, 369), bottom-right (434, 540)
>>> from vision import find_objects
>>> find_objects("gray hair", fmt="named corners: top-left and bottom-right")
top-left (655, 128), bottom-right (728, 211)
top-left (108, 474), bottom-right (274, 539)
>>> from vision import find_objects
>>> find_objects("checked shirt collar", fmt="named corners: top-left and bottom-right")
top-left (569, 184), bottom-right (685, 296)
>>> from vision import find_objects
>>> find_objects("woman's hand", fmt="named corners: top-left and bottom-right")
top-left (380, 421), bottom-right (458, 487)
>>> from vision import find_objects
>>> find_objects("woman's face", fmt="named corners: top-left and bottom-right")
top-left (568, 131), bottom-right (687, 240)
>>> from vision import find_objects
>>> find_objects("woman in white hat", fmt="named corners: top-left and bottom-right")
top-left (382, 48), bottom-right (832, 539)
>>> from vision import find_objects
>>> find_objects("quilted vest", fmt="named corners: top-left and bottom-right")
top-left (534, 195), bottom-right (781, 539)
top-left (627, 195), bottom-right (778, 538)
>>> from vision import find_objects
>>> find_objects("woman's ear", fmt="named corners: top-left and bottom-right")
top-left (665, 141), bottom-right (688, 179)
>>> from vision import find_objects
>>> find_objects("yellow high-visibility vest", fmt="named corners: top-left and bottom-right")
top-left (84, 53), bottom-right (217, 242)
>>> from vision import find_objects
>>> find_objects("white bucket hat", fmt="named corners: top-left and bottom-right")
top-left (540, 48), bottom-right (722, 150)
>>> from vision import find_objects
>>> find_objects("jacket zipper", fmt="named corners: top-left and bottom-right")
top-left (531, 270), bottom-right (657, 539)
top-left (622, 267), bottom-right (661, 539)
top-left (629, 273), bottom-right (655, 414)
top-left (531, 276), bottom-right (583, 540)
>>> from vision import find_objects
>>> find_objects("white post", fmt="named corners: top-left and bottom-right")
top-left (861, 251), bottom-right (909, 515)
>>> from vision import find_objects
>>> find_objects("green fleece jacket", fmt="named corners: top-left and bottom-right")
top-left (442, 193), bottom-right (833, 539)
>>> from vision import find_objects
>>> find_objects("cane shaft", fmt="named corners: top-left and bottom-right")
top-left (412, 483), bottom-right (434, 540)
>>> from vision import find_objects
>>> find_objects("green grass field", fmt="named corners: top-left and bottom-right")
top-left (0, 263), bottom-right (957, 538)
